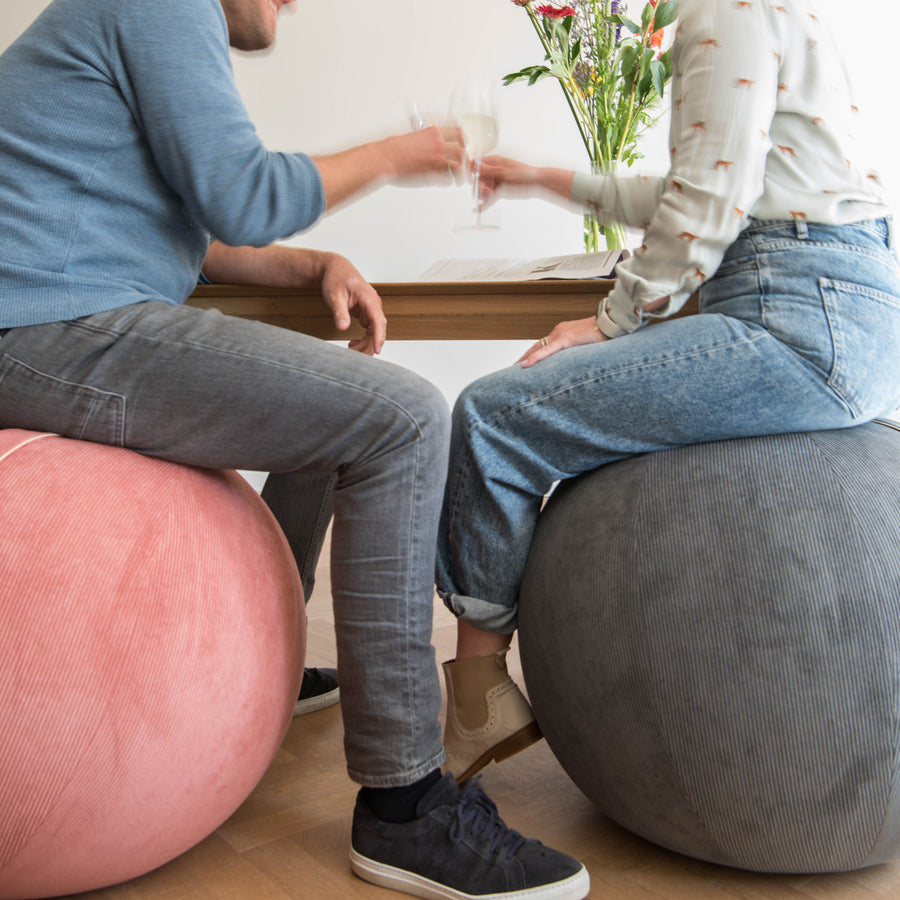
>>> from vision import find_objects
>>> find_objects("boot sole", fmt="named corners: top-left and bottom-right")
top-left (351, 848), bottom-right (590, 899)
top-left (454, 720), bottom-right (544, 784)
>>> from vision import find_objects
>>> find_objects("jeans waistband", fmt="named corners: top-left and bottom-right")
top-left (744, 216), bottom-right (894, 248)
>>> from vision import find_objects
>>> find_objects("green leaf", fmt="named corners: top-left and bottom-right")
top-left (610, 14), bottom-right (640, 34)
top-left (659, 48), bottom-right (674, 80)
top-left (627, 45), bottom-right (650, 96)
top-left (653, 0), bottom-right (679, 30)
top-left (650, 58), bottom-right (666, 96)
top-left (641, 2), bottom-right (655, 29)
top-left (638, 46), bottom-right (656, 93)
top-left (619, 43), bottom-right (639, 79)
top-left (502, 65), bottom-right (550, 86)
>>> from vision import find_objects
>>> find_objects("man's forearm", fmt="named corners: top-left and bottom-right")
top-left (201, 241), bottom-right (334, 288)
top-left (312, 141), bottom-right (396, 211)
top-left (312, 127), bottom-right (463, 211)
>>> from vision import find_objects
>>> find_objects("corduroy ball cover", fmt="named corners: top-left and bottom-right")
top-left (0, 430), bottom-right (305, 898)
top-left (521, 422), bottom-right (900, 874)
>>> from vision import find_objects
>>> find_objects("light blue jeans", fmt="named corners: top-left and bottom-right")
top-left (0, 302), bottom-right (449, 787)
top-left (437, 218), bottom-right (900, 633)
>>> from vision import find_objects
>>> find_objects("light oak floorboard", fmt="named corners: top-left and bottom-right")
top-left (65, 530), bottom-right (900, 899)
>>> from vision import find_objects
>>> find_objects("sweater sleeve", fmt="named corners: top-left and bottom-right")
top-left (601, 0), bottom-right (781, 333)
top-left (569, 171), bottom-right (665, 230)
top-left (110, 0), bottom-right (324, 247)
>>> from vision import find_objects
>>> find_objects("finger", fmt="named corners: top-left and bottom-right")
top-left (516, 336), bottom-right (554, 367)
top-left (330, 294), bottom-right (352, 331)
top-left (439, 125), bottom-right (465, 144)
top-left (519, 337), bottom-right (541, 356)
top-left (365, 311), bottom-right (387, 353)
top-left (352, 316), bottom-right (386, 355)
top-left (446, 144), bottom-right (465, 174)
top-left (345, 284), bottom-right (387, 350)
top-left (348, 336), bottom-right (376, 355)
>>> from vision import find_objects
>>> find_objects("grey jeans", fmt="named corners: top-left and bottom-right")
top-left (0, 300), bottom-right (449, 786)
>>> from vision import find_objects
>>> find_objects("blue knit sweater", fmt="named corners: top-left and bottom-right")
top-left (0, 0), bottom-right (325, 328)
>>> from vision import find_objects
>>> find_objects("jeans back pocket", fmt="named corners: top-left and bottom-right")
top-left (819, 279), bottom-right (900, 419)
top-left (0, 353), bottom-right (125, 445)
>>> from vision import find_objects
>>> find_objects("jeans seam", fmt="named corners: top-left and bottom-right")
top-left (483, 330), bottom-right (769, 428)
top-left (302, 474), bottom-right (336, 589)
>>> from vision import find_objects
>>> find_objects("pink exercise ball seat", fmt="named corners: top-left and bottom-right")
top-left (0, 430), bottom-right (305, 899)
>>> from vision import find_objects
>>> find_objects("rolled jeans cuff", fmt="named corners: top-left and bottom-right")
top-left (439, 589), bottom-right (518, 635)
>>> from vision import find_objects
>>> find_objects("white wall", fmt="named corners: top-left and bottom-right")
top-left (2, 0), bottom-right (895, 403)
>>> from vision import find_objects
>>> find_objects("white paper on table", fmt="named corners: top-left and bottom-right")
top-left (418, 250), bottom-right (627, 282)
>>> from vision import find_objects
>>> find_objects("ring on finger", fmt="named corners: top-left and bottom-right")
top-left (539, 336), bottom-right (549, 348)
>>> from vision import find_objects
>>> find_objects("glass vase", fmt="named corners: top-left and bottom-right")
top-left (584, 213), bottom-right (625, 253)
top-left (584, 159), bottom-right (625, 253)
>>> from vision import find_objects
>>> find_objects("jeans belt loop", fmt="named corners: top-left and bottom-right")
top-left (794, 218), bottom-right (809, 239)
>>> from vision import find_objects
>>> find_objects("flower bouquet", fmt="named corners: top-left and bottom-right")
top-left (504, 0), bottom-right (679, 250)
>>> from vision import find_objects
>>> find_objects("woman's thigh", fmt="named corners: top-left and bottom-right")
top-left (455, 219), bottom-right (900, 491)
top-left (453, 311), bottom-right (856, 495)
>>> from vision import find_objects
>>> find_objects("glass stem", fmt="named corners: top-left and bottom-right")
top-left (472, 158), bottom-right (482, 226)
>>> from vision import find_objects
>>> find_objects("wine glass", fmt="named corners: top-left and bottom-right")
top-left (449, 83), bottom-right (500, 230)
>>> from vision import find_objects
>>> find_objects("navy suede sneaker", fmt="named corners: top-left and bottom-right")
top-left (350, 773), bottom-right (589, 899)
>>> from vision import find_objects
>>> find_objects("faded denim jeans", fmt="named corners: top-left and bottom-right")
top-left (437, 218), bottom-right (900, 633)
top-left (0, 302), bottom-right (449, 787)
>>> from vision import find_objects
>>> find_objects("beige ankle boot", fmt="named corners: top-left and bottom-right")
top-left (442, 649), bottom-right (543, 782)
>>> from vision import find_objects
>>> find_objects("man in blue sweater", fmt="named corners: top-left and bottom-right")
top-left (0, 0), bottom-right (590, 898)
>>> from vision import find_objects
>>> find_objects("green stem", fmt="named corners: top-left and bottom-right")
top-left (525, 8), bottom-right (594, 160)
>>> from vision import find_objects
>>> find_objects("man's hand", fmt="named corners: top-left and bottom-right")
top-left (201, 241), bottom-right (386, 353)
top-left (320, 253), bottom-right (386, 355)
top-left (379, 126), bottom-right (466, 187)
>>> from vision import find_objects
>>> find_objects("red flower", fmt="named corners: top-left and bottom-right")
top-left (650, 28), bottom-right (664, 48)
top-left (536, 3), bottom-right (576, 17)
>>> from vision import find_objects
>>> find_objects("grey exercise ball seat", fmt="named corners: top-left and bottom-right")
top-left (518, 421), bottom-right (900, 873)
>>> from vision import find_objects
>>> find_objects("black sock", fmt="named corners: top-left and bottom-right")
top-left (360, 768), bottom-right (443, 823)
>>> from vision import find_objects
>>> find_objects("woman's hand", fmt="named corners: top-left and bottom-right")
top-left (477, 157), bottom-right (575, 207)
top-left (517, 316), bottom-right (606, 368)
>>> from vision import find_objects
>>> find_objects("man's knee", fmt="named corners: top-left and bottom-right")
top-left (403, 373), bottom-right (451, 452)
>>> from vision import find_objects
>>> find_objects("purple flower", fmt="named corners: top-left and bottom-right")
top-left (612, 0), bottom-right (625, 41)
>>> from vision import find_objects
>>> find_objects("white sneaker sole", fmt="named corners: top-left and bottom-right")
top-left (292, 685), bottom-right (339, 716)
top-left (350, 847), bottom-right (590, 900)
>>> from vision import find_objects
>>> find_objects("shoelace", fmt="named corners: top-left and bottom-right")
top-left (449, 777), bottom-right (527, 859)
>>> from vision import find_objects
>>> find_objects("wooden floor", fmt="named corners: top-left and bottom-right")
top-left (68, 530), bottom-right (900, 900)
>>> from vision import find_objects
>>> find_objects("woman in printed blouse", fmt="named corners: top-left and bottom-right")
top-left (436, 0), bottom-right (900, 783)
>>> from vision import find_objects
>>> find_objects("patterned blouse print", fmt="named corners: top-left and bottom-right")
top-left (570, 0), bottom-right (889, 333)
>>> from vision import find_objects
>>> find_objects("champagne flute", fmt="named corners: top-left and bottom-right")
top-left (450, 84), bottom-right (499, 230)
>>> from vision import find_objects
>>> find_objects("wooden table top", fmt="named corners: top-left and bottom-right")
top-left (187, 279), bottom-right (698, 341)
